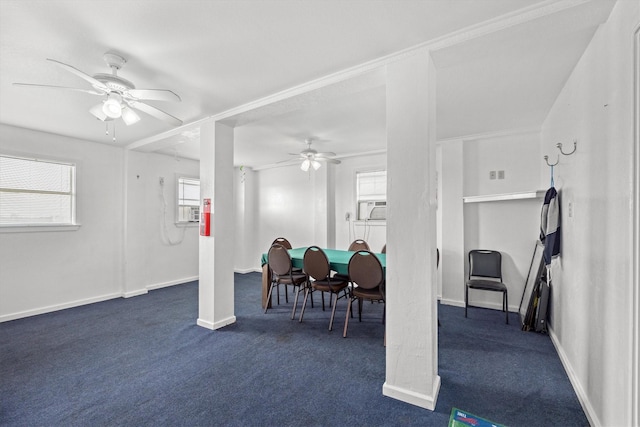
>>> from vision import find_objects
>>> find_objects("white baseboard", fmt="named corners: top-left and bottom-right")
top-left (234, 268), bottom-right (261, 274)
top-left (382, 375), bottom-right (441, 410)
top-left (439, 297), bottom-right (518, 312)
top-left (439, 298), bottom-right (465, 308)
top-left (213, 315), bottom-right (236, 329)
top-left (147, 276), bottom-right (199, 291)
top-left (196, 318), bottom-right (215, 330)
top-left (197, 315), bottom-right (237, 330)
top-left (233, 268), bottom-right (262, 274)
top-left (548, 326), bottom-right (600, 427)
top-left (0, 292), bottom-right (121, 323)
top-left (122, 289), bottom-right (148, 298)
top-left (1, 277), bottom-right (201, 322)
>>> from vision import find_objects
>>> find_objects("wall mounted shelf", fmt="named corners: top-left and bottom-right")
top-left (463, 190), bottom-right (546, 204)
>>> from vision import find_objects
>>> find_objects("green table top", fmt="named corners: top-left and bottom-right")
top-left (262, 247), bottom-right (386, 276)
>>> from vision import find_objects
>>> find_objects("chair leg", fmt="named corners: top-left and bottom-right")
top-left (299, 287), bottom-right (310, 322)
top-left (358, 297), bottom-right (363, 322)
top-left (276, 282), bottom-right (280, 305)
top-left (285, 284), bottom-right (289, 303)
top-left (343, 296), bottom-right (353, 337)
top-left (321, 291), bottom-right (326, 311)
top-left (504, 291), bottom-right (509, 324)
top-left (265, 282), bottom-right (275, 314)
top-left (464, 285), bottom-right (468, 318)
top-left (329, 292), bottom-right (339, 331)
top-left (291, 285), bottom-right (302, 320)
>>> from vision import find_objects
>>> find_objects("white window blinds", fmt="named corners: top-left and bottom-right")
top-left (357, 170), bottom-right (387, 201)
top-left (0, 155), bottom-right (76, 225)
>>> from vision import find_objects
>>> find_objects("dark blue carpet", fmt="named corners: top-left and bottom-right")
top-left (0, 272), bottom-right (587, 426)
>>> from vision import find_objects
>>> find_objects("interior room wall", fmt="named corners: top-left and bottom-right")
top-left (125, 151), bottom-right (199, 293)
top-left (334, 153), bottom-right (387, 253)
top-left (243, 152), bottom-right (387, 272)
top-left (0, 124), bottom-right (200, 321)
top-left (438, 131), bottom-right (542, 311)
top-left (234, 166), bottom-right (259, 273)
top-left (254, 164), bottom-right (319, 258)
top-left (0, 124), bottom-right (124, 321)
top-left (437, 140), bottom-right (464, 305)
top-left (539, 1), bottom-right (638, 425)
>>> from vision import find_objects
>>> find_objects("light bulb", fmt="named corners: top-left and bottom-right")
top-left (102, 96), bottom-right (122, 119)
top-left (300, 159), bottom-right (310, 172)
top-left (311, 160), bottom-right (321, 170)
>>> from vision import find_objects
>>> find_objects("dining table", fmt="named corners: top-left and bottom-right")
top-left (261, 247), bottom-right (386, 309)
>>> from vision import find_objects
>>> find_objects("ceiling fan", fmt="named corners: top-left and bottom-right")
top-left (285, 138), bottom-right (341, 171)
top-left (13, 51), bottom-right (183, 132)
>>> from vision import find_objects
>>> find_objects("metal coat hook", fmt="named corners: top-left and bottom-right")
top-left (557, 140), bottom-right (577, 156)
top-left (544, 154), bottom-right (559, 166)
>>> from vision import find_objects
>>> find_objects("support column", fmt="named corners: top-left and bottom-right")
top-left (440, 140), bottom-right (465, 307)
top-left (197, 120), bottom-right (236, 330)
top-left (383, 50), bottom-right (440, 409)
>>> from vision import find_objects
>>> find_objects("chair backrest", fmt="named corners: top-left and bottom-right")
top-left (272, 237), bottom-right (292, 250)
top-left (468, 250), bottom-right (502, 280)
top-left (348, 250), bottom-right (384, 291)
top-left (381, 244), bottom-right (386, 254)
top-left (303, 246), bottom-right (330, 281)
top-left (268, 244), bottom-right (293, 276)
top-left (348, 239), bottom-right (370, 252)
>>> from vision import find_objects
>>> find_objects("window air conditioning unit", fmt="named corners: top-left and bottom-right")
top-left (189, 206), bottom-right (200, 222)
top-left (357, 200), bottom-right (386, 221)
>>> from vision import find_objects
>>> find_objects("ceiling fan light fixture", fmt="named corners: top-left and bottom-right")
top-left (311, 160), bottom-right (321, 170)
top-left (300, 159), bottom-right (311, 172)
top-left (89, 102), bottom-right (107, 121)
top-left (102, 95), bottom-right (122, 118)
top-left (121, 106), bottom-right (141, 125)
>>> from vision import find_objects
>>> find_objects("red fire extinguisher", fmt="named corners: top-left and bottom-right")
top-left (200, 198), bottom-right (211, 236)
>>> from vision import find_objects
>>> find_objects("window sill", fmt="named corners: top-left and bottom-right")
top-left (175, 222), bottom-right (199, 228)
top-left (0, 224), bottom-right (82, 233)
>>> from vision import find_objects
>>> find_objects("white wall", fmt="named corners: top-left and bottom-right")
top-left (334, 153), bottom-right (387, 252)
top-left (239, 152), bottom-right (387, 272)
top-left (125, 150), bottom-right (199, 294)
top-left (540, 1), bottom-right (638, 425)
top-left (255, 164), bottom-right (319, 255)
top-left (0, 124), bottom-right (200, 321)
top-left (438, 131), bottom-right (542, 311)
top-left (0, 124), bottom-right (123, 320)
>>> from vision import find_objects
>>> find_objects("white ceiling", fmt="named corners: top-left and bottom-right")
top-left (0, 0), bottom-right (616, 168)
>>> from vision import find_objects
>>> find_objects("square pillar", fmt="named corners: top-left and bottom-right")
top-left (383, 50), bottom-right (440, 409)
top-left (198, 120), bottom-right (236, 330)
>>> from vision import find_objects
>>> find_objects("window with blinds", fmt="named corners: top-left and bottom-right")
top-left (177, 177), bottom-right (200, 222)
top-left (0, 155), bottom-right (76, 225)
top-left (356, 170), bottom-right (387, 220)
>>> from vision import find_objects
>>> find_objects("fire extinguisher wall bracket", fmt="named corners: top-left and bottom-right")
top-left (200, 198), bottom-right (211, 236)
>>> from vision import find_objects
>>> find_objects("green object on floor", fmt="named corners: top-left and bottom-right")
top-left (448, 407), bottom-right (505, 427)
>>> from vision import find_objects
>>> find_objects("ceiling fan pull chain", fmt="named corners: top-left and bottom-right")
top-left (105, 122), bottom-right (109, 136)
top-left (112, 122), bottom-right (116, 142)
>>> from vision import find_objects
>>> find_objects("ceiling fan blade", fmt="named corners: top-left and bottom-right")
top-left (126, 89), bottom-right (181, 102)
top-left (319, 158), bottom-right (341, 165)
top-left (13, 83), bottom-right (104, 95)
top-left (47, 58), bottom-right (110, 92)
top-left (315, 152), bottom-right (337, 158)
top-left (128, 101), bottom-right (183, 126)
top-left (276, 158), bottom-right (300, 165)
